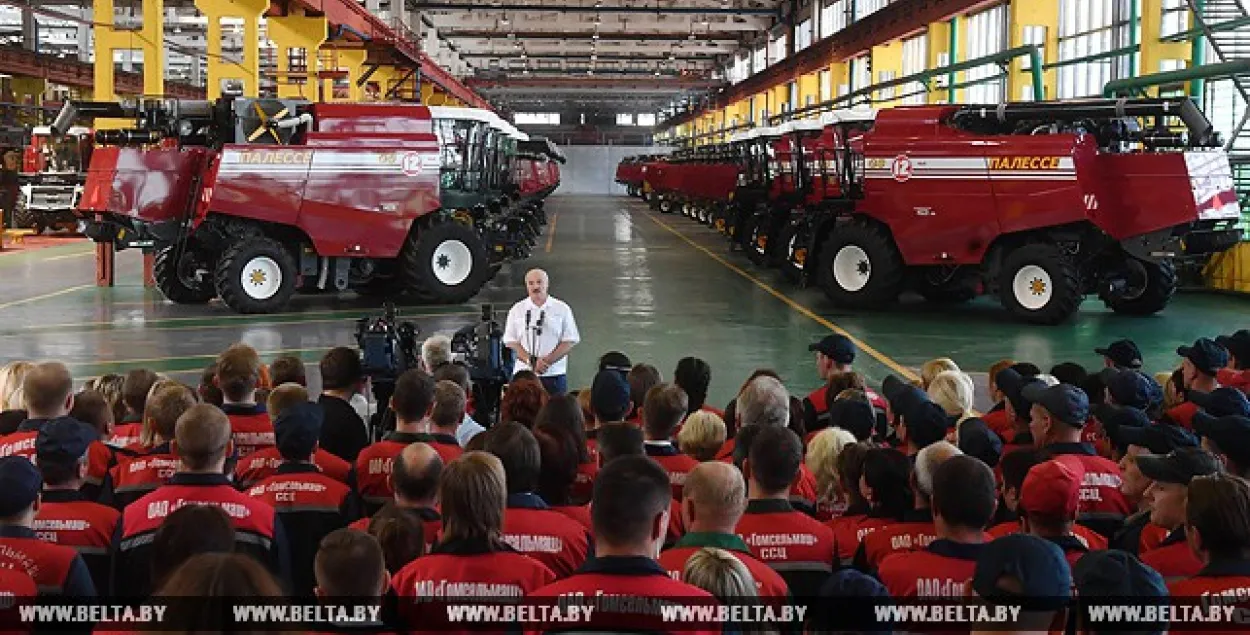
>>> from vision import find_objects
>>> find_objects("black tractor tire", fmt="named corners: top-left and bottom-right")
top-left (10, 198), bottom-right (43, 233)
top-left (744, 215), bottom-right (771, 266)
top-left (998, 243), bottom-right (1083, 325)
top-left (815, 219), bottom-right (905, 308)
top-left (154, 243), bottom-right (215, 304)
top-left (658, 197), bottom-right (674, 214)
top-left (399, 219), bottom-right (489, 304)
top-left (778, 223), bottom-right (807, 283)
top-left (1103, 259), bottom-right (1177, 316)
top-left (214, 236), bottom-right (298, 314)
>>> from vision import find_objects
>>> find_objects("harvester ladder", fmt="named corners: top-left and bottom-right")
top-left (1185, 0), bottom-right (1250, 226)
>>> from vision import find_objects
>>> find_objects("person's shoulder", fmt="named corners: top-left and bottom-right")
top-left (548, 297), bottom-right (574, 313)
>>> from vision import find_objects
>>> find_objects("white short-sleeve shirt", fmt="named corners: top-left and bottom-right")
top-left (503, 295), bottom-right (580, 377)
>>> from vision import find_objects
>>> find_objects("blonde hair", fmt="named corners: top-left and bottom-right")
top-left (85, 374), bottom-right (126, 423)
top-left (920, 358), bottom-right (961, 390)
top-left (266, 383), bottom-right (310, 419)
top-left (928, 370), bottom-right (975, 422)
top-left (682, 547), bottom-right (758, 600)
top-left (676, 411), bottom-right (727, 461)
top-left (1158, 371), bottom-right (1183, 409)
top-left (0, 361), bottom-right (33, 411)
top-left (805, 427), bottom-right (857, 503)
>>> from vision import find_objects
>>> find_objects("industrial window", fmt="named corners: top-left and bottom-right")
top-left (855, 0), bottom-right (887, 21)
top-left (789, 80), bottom-right (799, 112)
top-left (637, 113), bottom-right (657, 126)
top-left (901, 34), bottom-right (928, 104)
top-left (732, 53), bottom-right (750, 84)
top-left (1161, 0), bottom-right (1189, 39)
top-left (752, 45), bottom-right (767, 74)
top-left (616, 114), bottom-right (634, 125)
top-left (1057, 0), bottom-right (1134, 98)
top-left (849, 55), bottom-right (871, 104)
top-left (965, 4), bottom-right (1007, 104)
top-left (876, 71), bottom-right (897, 101)
top-left (771, 34), bottom-right (788, 65)
top-left (796, 18), bottom-right (813, 51)
top-left (514, 112), bottom-right (560, 125)
top-left (821, 0), bottom-right (848, 38)
top-left (819, 69), bottom-right (833, 102)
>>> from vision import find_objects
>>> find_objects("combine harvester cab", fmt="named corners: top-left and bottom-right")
top-left (615, 155), bottom-right (647, 198)
top-left (797, 97), bottom-right (1242, 324)
top-left (723, 127), bottom-right (772, 244)
top-left (15, 125), bottom-right (93, 233)
top-left (70, 97), bottom-right (534, 314)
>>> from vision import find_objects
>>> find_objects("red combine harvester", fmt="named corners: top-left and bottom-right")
top-left (712, 98), bottom-right (1243, 324)
top-left (60, 97), bottom-right (546, 313)
top-left (14, 125), bottom-right (94, 233)
top-left (615, 155), bottom-right (651, 198)
top-left (642, 156), bottom-right (680, 212)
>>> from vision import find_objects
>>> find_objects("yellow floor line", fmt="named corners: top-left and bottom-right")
top-left (0, 284), bottom-right (93, 311)
top-left (643, 210), bottom-right (920, 382)
top-left (545, 212), bottom-right (560, 253)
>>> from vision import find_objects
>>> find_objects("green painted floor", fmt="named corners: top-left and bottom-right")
top-left (0, 195), bottom-right (1246, 408)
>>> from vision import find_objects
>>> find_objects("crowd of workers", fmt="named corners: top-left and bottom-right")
top-left (0, 326), bottom-right (1247, 633)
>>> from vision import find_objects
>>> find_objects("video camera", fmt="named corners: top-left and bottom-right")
top-left (451, 304), bottom-right (514, 426)
top-left (355, 301), bottom-right (419, 437)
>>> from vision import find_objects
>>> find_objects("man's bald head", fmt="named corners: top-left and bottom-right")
top-left (391, 442), bottom-right (443, 507)
top-left (174, 404), bottom-right (232, 471)
top-left (525, 269), bottom-right (549, 303)
top-left (23, 362), bottom-right (73, 418)
top-left (681, 461), bottom-right (746, 532)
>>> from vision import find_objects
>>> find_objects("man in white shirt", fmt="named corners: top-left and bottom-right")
top-left (503, 268), bottom-right (580, 396)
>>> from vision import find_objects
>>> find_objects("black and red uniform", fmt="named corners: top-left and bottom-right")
top-left (828, 507), bottom-right (888, 565)
top-left (1041, 442), bottom-right (1131, 537)
top-left (1141, 527), bottom-right (1202, 583)
top-left (234, 447), bottom-right (351, 488)
top-left (1112, 511), bottom-right (1170, 555)
top-left (804, 385), bottom-right (887, 433)
top-left (550, 504), bottom-right (591, 532)
top-left (878, 539), bottom-right (984, 599)
top-left (246, 463), bottom-right (357, 596)
top-left (658, 531), bottom-right (789, 598)
top-left (106, 443), bottom-right (179, 510)
top-left (501, 493), bottom-right (590, 579)
top-left (527, 556), bottom-right (719, 635)
top-left (986, 519), bottom-right (1108, 552)
top-left (108, 415), bottom-right (143, 449)
top-left (220, 403), bottom-right (275, 457)
top-left (113, 472), bottom-right (290, 596)
top-left (33, 489), bottom-right (119, 594)
top-left (735, 498), bottom-right (835, 595)
top-left (391, 537), bottom-right (554, 632)
top-left (1168, 559), bottom-right (1250, 635)
top-left (570, 460), bottom-right (597, 503)
top-left (854, 509), bottom-right (938, 573)
top-left (0, 418), bottom-right (117, 501)
top-left (0, 525), bottom-right (95, 596)
top-left (349, 506), bottom-right (442, 552)
top-left (1045, 534), bottom-right (1092, 568)
top-left (644, 442), bottom-right (698, 500)
top-left (354, 432), bottom-right (463, 515)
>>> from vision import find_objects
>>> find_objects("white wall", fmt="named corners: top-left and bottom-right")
top-left (554, 145), bottom-right (671, 195)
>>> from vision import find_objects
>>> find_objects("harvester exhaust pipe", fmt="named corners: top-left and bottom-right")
top-left (966, 97), bottom-right (1218, 146)
top-left (49, 100), bottom-right (131, 136)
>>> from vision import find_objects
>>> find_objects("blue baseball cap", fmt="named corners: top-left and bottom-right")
top-left (996, 368), bottom-right (1048, 418)
top-left (881, 375), bottom-right (928, 421)
top-left (1114, 422), bottom-right (1198, 456)
top-left (1098, 368), bottom-right (1163, 411)
top-left (1178, 338), bottom-right (1230, 376)
top-left (590, 369), bottom-right (632, 421)
top-left (973, 534), bottom-right (1072, 610)
top-left (274, 401), bottom-right (323, 460)
top-left (35, 417), bottom-right (96, 467)
top-left (1188, 387), bottom-right (1250, 418)
top-left (810, 334), bottom-right (855, 365)
top-left (828, 398), bottom-right (875, 442)
top-left (1192, 413), bottom-right (1250, 468)
top-left (1095, 339), bottom-right (1143, 370)
top-left (1022, 383), bottom-right (1090, 428)
top-left (1072, 550), bottom-right (1167, 598)
top-left (0, 457), bottom-right (41, 517)
top-left (957, 417), bottom-right (1004, 467)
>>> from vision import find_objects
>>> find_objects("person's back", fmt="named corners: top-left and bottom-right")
top-left (107, 383), bottom-right (197, 510)
top-left (354, 370), bottom-right (443, 515)
top-left (0, 456), bottom-right (95, 597)
top-left (1166, 472), bottom-right (1250, 631)
top-left (214, 344), bottom-right (275, 457)
top-left (317, 347), bottom-right (370, 462)
top-left (528, 455), bottom-right (718, 635)
top-left (641, 384), bottom-right (699, 500)
top-left (235, 385), bottom-right (350, 488)
top-left (113, 404), bottom-right (289, 596)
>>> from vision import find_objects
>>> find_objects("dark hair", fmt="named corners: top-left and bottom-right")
top-left (1049, 362), bottom-right (1088, 388)
top-left (836, 442), bottom-right (872, 510)
top-left (731, 424), bottom-right (764, 471)
top-left (154, 553), bottom-right (282, 599)
top-left (823, 372), bottom-right (866, 415)
top-left (597, 423), bottom-right (644, 464)
top-left (1170, 367), bottom-right (1188, 402)
top-left (215, 344), bottom-right (260, 402)
top-left (367, 505), bottom-right (425, 573)
top-left (642, 384), bottom-right (688, 439)
top-left (433, 362), bottom-right (472, 392)
top-left (391, 445), bottom-right (443, 503)
top-left (862, 448), bottom-right (913, 520)
top-left (1010, 362), bottom-right (1041, 378)
top-left (320, 347), bottom-right (363, 392)
top-left (269, 355), bottom-right (307, 387)
top-left (1188, 473), bottom-right (1250, 559)
top-left (1000, 447), bottom-right (1041, 493)
top-left (512, 370), bottom-right (541, 384)
top-left (38, 454), bottom-right (81, 488)
top-left (122, 368), bottom-right (159, 418)
top-left (482, 421), bottom-right (541, 494)
top-left (315, 529), bottom-right (386, 597)
top-left (535, 395), bottom-right (590, 464)
top-left (534, 428), bottom-right (579, 506)
top-left (431, 381), bottom-right (467, 430)
top-left (70, 389), bottom-right (113, 436)
top-left (747, 426), bottom-right (802, 494)
top-left (592, 455), bottom-right (671, 547)
top-left (788, 395), bottom-right (806, 438)
top-left (392, 369), bottom-right (436, 423)
top-left (627, 364), bottom-right (663, 419)
top-left (198, 363), bottom-right (223, 406)
top-left (1081, 374), bottom-right (1107, 408)
top-left (150, 505), bottom-right (236, 589)
top-left (500, 379), bottom-right (548, 429)
top-left (931, 455), bottom-right (997, 530)
top-left (673, 357), bottom-right (712, 414)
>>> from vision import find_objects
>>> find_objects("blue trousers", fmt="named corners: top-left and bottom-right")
top-left (539, 374), bottom-right (568, 396)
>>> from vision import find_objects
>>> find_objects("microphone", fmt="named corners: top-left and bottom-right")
top-left (525, 309), bottom-right (532, 328)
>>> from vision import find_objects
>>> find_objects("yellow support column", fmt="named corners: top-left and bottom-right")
top-left (871, 41), bottom-right (903, 107)
top-left (1141, 0), bottom-right (1192, 81)
top-left (193, 0), bottom-right (265, 99)
top-left (798, 72), bottom-right (820, 110)
top-left (267, 14), bottom-right (328, 99)
top-left (1009, 0), bottom-right (1059, 100)
top-left (331, 49), bottom-right (368, 102)
top-left (94, 0), bottom-right (165, 99)
top-left (828, 61), bottom-right (848, 102)
top-left (927, 23), bottom-right (951, 103)
top-left (11, 77), bottom-right (45, 103)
